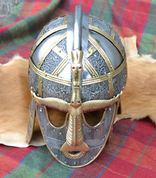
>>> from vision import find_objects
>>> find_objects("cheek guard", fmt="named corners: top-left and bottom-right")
top-left (27, 5), bottom-right (127, 167)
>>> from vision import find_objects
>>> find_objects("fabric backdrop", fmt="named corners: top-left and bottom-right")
top-left (0, 0), bottom-right (156, 177)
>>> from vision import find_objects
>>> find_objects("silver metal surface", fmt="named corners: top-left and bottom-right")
top-left (28, 5), bottom-right (127, 167)
top-left (74, 5), bottom-right (82, 50)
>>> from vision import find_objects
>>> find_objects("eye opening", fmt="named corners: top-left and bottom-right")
top-left (45, 107), bottom-right (68, 129)
top-left (83, 109), bottom-right (107, 128)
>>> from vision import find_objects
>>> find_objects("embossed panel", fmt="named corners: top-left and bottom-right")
top-left (81, 81), bottom-right (110, 102)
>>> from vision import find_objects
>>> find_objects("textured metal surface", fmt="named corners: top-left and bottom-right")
top-left (81, 81), bottom-right (110, 102)
top-left (27, 97), bottom-right (36, 143)
top-left (28, 5), bottom-right (127, 167)
top-left (42, 79), bottom-right (72, 102)
top-left (113, 67), bottom-right (127, 96)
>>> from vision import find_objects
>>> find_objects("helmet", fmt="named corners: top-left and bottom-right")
top-left (27, 5), bottom-right (127, 167)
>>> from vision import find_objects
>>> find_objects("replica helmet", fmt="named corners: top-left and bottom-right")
top-left (27, 5), bottom-right (127, 167)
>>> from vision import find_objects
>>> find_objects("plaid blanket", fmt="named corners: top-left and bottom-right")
top-left (1, 118), bottom-right (156, 177)
top-left (0, 0), bottom-right (156, 177)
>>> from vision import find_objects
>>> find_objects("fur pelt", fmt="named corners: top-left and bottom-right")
top-left (0, 56), bottom-right (30, 146)
top-left (118, 36), bottom-right (156, 124)
top-left (0, 36), bottom-right (155, 147)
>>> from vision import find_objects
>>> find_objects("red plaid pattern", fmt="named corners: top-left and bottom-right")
top-left (0, 0), bottom-right (156, 177)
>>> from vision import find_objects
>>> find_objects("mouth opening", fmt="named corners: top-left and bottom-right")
top-left (69, 151), bottom-right (81, 155)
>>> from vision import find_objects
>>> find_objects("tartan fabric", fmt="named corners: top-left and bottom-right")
top-left (0, 0), bottom-right (156, 177)
top-left (0, 0), bottom-right (156, 65)
top-left (0, 118), bottom-right (156, 177)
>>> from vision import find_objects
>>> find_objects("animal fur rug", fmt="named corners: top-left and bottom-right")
top-left (0, 36), bottom-right (156, 147)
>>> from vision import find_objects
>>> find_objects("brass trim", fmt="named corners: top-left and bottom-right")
top-left (53, 45), bottom-right (67, 59)
top-left (89, 35), bottom-right (114, 72)
top-left (38, 76), bottom-right (43, 97)
top-left (29, 59), bottom-right (71, 86)
top-left (51, 46), bottom-right (69, 76)
top-left (87, 36), bottom-right (115, 96)
top-left (85, 59), bottom-right (99, 77)
top-left (30, 90), bottom-right (122, 114)
top-left (52, 55), bottom-right (69, 76)
top-left (110, 27), bottom-right (115, 39)
top-left (37, 32), bottom-right (67, 69)
top-left (63, 151), bottom-right (86, 159)
top-left (27, 99), bottom-right (36, 144)
top-left (30, 25), bottom-right (67, 57)
top-left (89, 25), bottom-right (125, 58)
top-left (89, 16), bottom-right (92, 25)
top-left (86, 45), bottom-right (97, 58)
top-left (29, 111), bottom-right (33, 123)
top-left (31, 90), bottom-right (69, 112)
top-left (63, 15), bottom-right (68, 25)
top-left (82, 92), bottom-right (122, 112)
top-left (82, 59), bottom-right (126, 86)
top-left (39, 26), bottom-right (45, 39)
top-left (82, 108), bottom-right (107, 128)
top-left (60, 49), bottom-right (90, 157)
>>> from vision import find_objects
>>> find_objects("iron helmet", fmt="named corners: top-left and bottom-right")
top-left (27, 5), bottom-right (127, 167)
